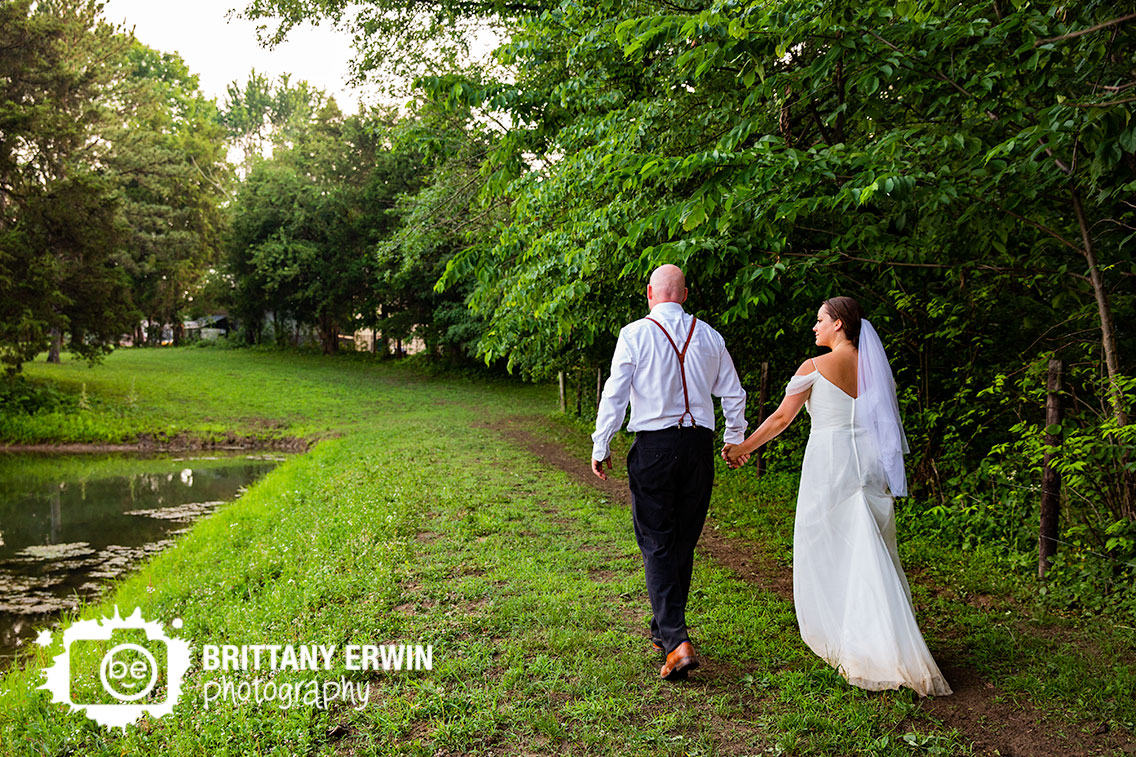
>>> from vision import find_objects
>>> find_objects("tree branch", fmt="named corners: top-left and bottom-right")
top-left (1065, 95), bottom-right (1136, 108)
top-left (865, 30), bottom-right (998, 120)
top-left (189, 156), bottom-right (234, 202)
top-left (1034, 12), bottom-right (1136, 47)
top-left (754, 247), bottom-right (1090, 282)
top-left (992, 202), bottom-right (1081, 252)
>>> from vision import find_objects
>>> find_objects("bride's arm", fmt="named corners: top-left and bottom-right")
top-left (725, 392), bottom-right (808, 462)
top-left (723, 360), bottom-right (814, 464)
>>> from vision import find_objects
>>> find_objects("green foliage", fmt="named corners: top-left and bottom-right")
top-left (0, 375), bottom-right (76, 415)
top-left (369, 98), bottom-right (506, 362)
top-left (0, 0), bottom-right (134, 371)
top-left (1041, 528), bottom-right (1136, 617)
top-left (241, 0), bottom-right (535, 95)
top-left (237, 0), bottom-right (1136, 623)
top-left (431, 0), bottom-right (1134, 381)
top-left (115, 42), bottom-right (231, 346)
top-left (224, 94), bottom-right (427, 354)
top-left (222, 71), bottom-right (334, 171)
top-left (0, 1), bottom-right (230, 369)
top-left (193, 335), bottom-right (245, 350)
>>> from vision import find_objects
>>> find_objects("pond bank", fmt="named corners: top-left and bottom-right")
top-left (0, 433), bottom-right (312, 454)
top-left (0, 452), bottom-right (285, 667)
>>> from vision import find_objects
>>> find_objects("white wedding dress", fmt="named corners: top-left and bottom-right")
top-left (787, 368), bottom-right (951, 697)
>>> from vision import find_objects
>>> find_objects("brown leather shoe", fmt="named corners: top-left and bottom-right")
top-left (659, 641), bottom-right (699, 681)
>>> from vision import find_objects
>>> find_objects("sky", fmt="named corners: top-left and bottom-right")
top-left (101, 0), bottom-right (371, 112)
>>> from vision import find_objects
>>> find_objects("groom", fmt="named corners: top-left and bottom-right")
top-left (591, 264), bottom-right (747, 680)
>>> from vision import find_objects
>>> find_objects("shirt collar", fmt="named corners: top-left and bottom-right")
top-left (649, 301), bottom-right (687, 317)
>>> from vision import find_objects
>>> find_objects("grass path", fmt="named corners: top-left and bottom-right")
top-left (511, 416), bottom-right (1136, 756)
top-left (0, 349), bottom-right (1132, 755)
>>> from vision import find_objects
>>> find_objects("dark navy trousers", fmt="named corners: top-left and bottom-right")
top-left (626, 426), bottom-right (714, 655)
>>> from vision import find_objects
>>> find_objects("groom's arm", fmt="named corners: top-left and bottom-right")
top-left (712, 343), bottom-right (748, 446)
top-left (591, 328), bottom-right (636, 469)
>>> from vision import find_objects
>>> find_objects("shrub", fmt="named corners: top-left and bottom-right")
top-left (0, 375), bottom-right (76, 414)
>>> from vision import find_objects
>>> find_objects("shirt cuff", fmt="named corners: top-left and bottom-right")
top-left (723, 429), bottom-right (745, 445)
top-left (592, 442), bottom-right (611, 462)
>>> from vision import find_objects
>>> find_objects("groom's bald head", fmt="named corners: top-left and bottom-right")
top-left (647, 264), bottom-right (688, 308)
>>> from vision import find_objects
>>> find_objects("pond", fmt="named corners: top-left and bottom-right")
top-left (0, 452), bottom-right (283, 668)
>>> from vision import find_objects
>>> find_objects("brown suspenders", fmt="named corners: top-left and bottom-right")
top-left (645, 315), bottom-right (699, 428)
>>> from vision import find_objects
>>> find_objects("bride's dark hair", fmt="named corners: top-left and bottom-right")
top-left (822, 296), bottom-right (864, 348)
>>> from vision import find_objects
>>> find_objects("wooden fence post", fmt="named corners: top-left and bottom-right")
top-left (1039, 358), bottom-right (1063, 580)
top-left (754, 362), bottom-right (770, 478)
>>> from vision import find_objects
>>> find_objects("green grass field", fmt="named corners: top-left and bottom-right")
top-left (0, 349), bottom-right (1132, 755)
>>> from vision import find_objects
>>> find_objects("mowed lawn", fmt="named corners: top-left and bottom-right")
top-left (0, 348), bottom-right (1129, 755)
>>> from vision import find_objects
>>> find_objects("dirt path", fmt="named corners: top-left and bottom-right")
top-left (490, 415), bottom-right (1135, 757)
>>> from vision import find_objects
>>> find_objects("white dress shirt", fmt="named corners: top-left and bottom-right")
top-left (591, 301), bottom-right (748, 461)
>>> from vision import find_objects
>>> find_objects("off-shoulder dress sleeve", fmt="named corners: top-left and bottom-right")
top-left (786, 371), bottom-right (819, 396)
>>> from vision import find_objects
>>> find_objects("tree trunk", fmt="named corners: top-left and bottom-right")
top-left (246, 315), bottom-right (261, 345)
top-left (1071, 187), bottom-right (1127, 425)
top-left (319, 317), bottom-right (338, 355)
top-left (1039, 359), bottom-right (1063, 580)
top-left (558, 372), bottom-right (566, 413)
top-left (779, 84), bottom-right (794, 148)
top-left (596, 366), bottom-right (603, 412)
top-left (376, 304), bottom-right (390, 358)
top-left (47, 327), bottom-right (62, 363)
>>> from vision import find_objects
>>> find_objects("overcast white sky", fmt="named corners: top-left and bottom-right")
top-left (101, 0), bottom-right (371, 111)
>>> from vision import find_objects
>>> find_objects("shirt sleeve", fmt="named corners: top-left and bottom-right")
top-left (712, 342), bottom-right (748, 445)
top-left (785, 371), bottom-right (818, 395)
top-left (591, 328), bottom-right (636, 461)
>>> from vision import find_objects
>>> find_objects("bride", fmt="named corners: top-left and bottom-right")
top-left (724, 297), bottom-right (951, 697)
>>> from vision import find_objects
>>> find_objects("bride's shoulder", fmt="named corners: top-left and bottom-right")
top-left (794, 358), bottom-right (819, 376)
top-left (811, 351), bottom-right (853, 371)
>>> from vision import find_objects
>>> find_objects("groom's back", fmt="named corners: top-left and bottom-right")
top-left (624, 309), bottom-right (726, 411)
top-left (615, 301), bottom-right (740, 434)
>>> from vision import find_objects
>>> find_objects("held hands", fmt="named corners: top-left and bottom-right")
top-left (721, 443), bottom-right (750, 469)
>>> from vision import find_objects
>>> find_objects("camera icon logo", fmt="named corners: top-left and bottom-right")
top-left (39, 607), bottom-right (192, 730)
top-left (100, 642), bottom-right (159, 701)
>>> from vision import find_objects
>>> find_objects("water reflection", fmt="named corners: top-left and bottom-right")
top-left (0, 453), bottom-right (282, 666)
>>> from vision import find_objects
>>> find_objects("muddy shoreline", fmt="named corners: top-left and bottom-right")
top-left (0, 451), bottom-right (288, 668)
top-left (0, 432), bottom-right (313, 454)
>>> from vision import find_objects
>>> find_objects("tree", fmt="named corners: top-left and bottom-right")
top-left (0, 0), bottom-right (136, 371)
top-left (240, 0), bottom-right (536, 94)
top-left (225, 90), bottom-right (425, 354)
top-left (222, 71), bottom-right (331, 172)
top-left (113, 42), bottom-right (231, 346)
top-left (0, 1), bottom-right (232, 370)
top-left (230, 0), bottom-right (1134, 526)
